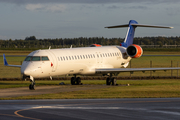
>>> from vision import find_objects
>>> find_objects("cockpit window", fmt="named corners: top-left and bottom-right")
top-left (25, 56), bottom-right (32, 61)
top-left (42, 56), bottom-right (49, 61)
top-left (24, 56), bottom-right (49, 61)
top-left (31, 56), bottom-right (40, 61)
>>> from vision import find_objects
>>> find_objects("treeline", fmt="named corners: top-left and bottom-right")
top-left (0, 36), bottom-right (180, 49)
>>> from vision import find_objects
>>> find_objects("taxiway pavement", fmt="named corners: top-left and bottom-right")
top-left (0, 98), bottom-right (180, 120)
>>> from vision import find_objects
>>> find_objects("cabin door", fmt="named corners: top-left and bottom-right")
top-left (47, 50), bottom-right (58, 72)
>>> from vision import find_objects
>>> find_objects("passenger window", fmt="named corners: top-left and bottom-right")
top-left (69, 56), bottom-right (71, 60)
top-left (61, 57), bottom-right (63, 61)
top-left (63, 57), bottom-right (65, 60)
top-left (91, 54), bottom-right (93, 58)
top-left (103, 54), bottom-right (105, 57)
top-left (86, 55), bottom-right (88, 59)
top-left (80, 55), bottom-right (82, 59)
top-left (83, 55), bottom-right (85, 59)
top-left (93, 54), bottom-right (95, 58)
top-left (25, 56), bottom-right (32, 61)
top-left (31, 56), bottom-right (40, 61)
top-left (74, 56), bottom-right (77, 59)
top-left (72, 56), bottom-right (74, 60)
top-left (66, 56), bottom-right (68, 60)
top-left (42, 56), bottom-right (49, 61)
top-left (97, 54), bottom-right (99, 58)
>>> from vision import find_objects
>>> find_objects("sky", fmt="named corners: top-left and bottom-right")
top-left (0, 0), bottom-right (180, 40)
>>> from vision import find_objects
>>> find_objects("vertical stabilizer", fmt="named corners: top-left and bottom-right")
top-left (121, 20), bottom-right (138, 47)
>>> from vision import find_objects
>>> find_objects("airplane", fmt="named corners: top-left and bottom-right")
top-left (3, 20), bottom-right (180, 90)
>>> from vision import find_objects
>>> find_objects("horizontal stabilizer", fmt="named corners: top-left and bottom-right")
top-left (105, 24), bottom-right (129, 28)
top-left (131, 24), bottom-right (173, 29)
top-left (105, 24), bottom-right (173, 29)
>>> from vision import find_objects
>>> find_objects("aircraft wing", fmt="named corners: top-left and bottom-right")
top-left (3, 54), bottom-right (21, 68)
top-left (96, 67), bottom-right (180, 74)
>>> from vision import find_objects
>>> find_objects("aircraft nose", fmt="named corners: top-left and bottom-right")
top-left (21, 65), bottom-right (32, 76)
top-left (23, 69), bottom-right (31, 76)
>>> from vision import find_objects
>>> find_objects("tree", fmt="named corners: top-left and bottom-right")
top-left (25, 36), bottom-right (36, 41)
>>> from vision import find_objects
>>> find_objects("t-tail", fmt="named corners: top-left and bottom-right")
top-left (105, 20), bottom-right (173, 48)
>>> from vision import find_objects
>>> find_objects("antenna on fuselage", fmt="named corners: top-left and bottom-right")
top-left (70, 45), bottom-right (72, 49)
top-left (49, 46), bottom-right (51, 50)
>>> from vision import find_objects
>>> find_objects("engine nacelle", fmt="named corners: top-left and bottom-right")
top-left (126, 44), bottom-right (143, 58)
top-left (89, 44), bottom-right (101, 47)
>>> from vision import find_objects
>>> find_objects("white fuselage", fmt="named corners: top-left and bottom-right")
top-left (21, 46), bottom-right (131, 78)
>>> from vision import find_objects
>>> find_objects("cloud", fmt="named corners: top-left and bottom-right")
top-left (107, 5), bottom-right (121, 9)
top-left (25, 3), bottom-right (66, 12)
top-left (165, 7), bottom-right (180, 16)
top-left (107, 5), bottom-right (147, 10)
top-left (0, 0), bottom-right (180, 5)
top-left (128, 6), bottom-right (147, 9)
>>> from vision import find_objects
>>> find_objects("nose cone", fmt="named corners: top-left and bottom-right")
top-left (21, 61), bottom-right (43, 77)
top-left (23, 68), bottom-right (31, 76)
top-left (21, 62), bottom-right (32, 76)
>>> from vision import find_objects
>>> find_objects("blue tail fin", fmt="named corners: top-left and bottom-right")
top-left (121, 20), bottom-right (138, 47)
top-left (105, 20), bottom-right (173, 48)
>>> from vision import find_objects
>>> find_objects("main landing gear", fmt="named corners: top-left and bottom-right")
top-left (106, 74), bottom-right (117, 85)
top-left (29, 76), bottom-right (35, 90)
top-left (70, 74), bottom-right (117, 86)
top-left (71, 75), bottom-right (82, 85)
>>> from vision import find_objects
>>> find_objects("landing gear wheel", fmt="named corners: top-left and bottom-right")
top-left (112, 78), bottom-right (116, 85)
top-left (71, 77), bottom-right (76, 85)
top-left (106, 77), bottom-right (111, 85)
top-left (29, 84), bottom-right (35, 90)
top-left (76, 77), bottom-right (81, 85)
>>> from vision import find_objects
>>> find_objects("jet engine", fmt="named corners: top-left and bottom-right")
top-left (89, 44), bottom-right (102, 47)
top-left (126, 44), bottom-right (143, 58)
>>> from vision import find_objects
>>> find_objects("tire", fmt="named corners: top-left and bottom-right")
top-left (29, 84), bottom-right (32, 90)
top-left (106, 77), bottom-right (111, 85)
top-left (76, 77), bottom-right (81, 85)
top-left (29, 84), bottom-right (35, 90)
top-left (112, 78), bottom-right (116, 85)
top-left (71, 77), bottom-right (76, 85)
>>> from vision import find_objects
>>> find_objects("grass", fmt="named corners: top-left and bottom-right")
top-left (1, 79), bottom-right (180, 99)
top-left (125, 56), bottom-right (180, 77)
top-left (0, 56), bottom-right (25, 78)
top-left (0, 50), bottom-right (31, 55)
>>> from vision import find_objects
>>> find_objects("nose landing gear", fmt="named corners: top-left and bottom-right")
top-left (29, 76), bottom-right (35, 90)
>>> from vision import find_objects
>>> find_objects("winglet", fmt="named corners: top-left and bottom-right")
top-left (3, 54), bottom-right (21, 67)
top-left (3, 54), bottom-right (8, 66)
